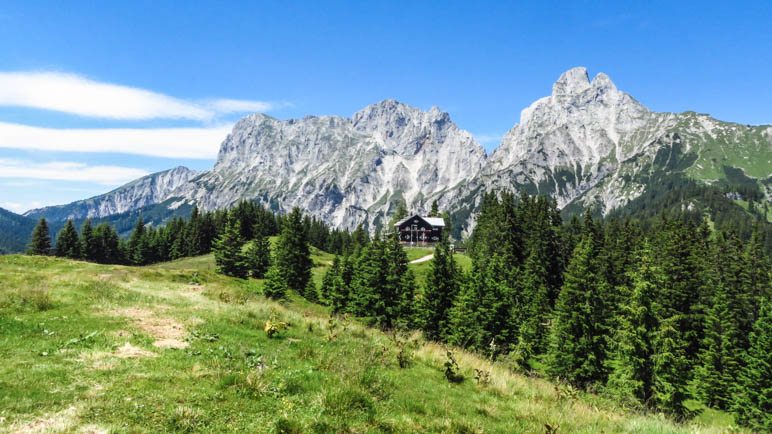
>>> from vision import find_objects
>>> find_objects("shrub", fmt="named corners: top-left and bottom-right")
top-left (264, 309), bottom-right (288, 338)
top-left (444, 351), bottom-right (463, 383)
top-left (474, 368), bottom-right (491, 386)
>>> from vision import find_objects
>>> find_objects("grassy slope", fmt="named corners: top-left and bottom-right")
top-left (0, 253), bottom-right (743, 433)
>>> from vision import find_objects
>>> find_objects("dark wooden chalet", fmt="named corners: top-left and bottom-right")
top-left (394, 215), bottom-right (445, 244)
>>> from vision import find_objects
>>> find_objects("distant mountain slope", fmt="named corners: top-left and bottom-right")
top-left (0, 208), bottom-right (36, 254)
top-left (25, 166), bottom-right (198, 222)
top-left (170, 100), bottom-right (487, 230)
top-left (483, 67), bottom-right (772, 215)
top-left (13, 68), bottom-right (771, 235)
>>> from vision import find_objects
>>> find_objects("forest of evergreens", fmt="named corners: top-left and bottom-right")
top-left (25, 193), bottom-right (771, 431)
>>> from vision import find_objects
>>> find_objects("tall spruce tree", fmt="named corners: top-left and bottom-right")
top-left (127, 217), bottom-right (151, 265)
top-left (651, 317), bottom-right (690, 417)
top-left (446, 266), bottom-right (483, 349)
top-left (274, 208), bottom-right (312, 292)
top-left (213, 219), bottom-right (248, 278)
top-left (55, 220), bottom-right (80, 258)
top-left (418, 238), bottom-right (460, 340)
top-left (604, 242), bottom-right (661, 407)
top-left (262, 263), bottom-right (288, 299)
top-left (320, 255), bottom-right (340, 305)
top-left (380, 233), bottom-right (416, 329)
top-left (513, 246), bottom-right (556, 368)
top-left (429, 200), bottom-right (439, 217)
top-left (328, 255), bottom-right (354, 313)
top-left (546, 236), bottom-right (610, 388)
top-left (732, 300), bottom-right (771, 431)
top-left (694, 285), bottom-right (741, 409)
top-left (94, 223), bottom-right (122, 264)
top-left (244, 233), bottom-right (271, 279)
top-left (28, 218), bottom-right (52, 256)
top-left (80, 219), bottom-right (97, 261)
top-left (350, 237), bottom-right (386, 319)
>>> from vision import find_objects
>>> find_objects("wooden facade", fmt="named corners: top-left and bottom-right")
top-left (394, 215), bottom-right (445, 244)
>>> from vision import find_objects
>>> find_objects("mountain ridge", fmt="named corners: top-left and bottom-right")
top-left (20, 67), bottom-right (772, 235)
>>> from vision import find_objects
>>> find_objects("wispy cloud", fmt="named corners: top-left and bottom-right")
top-left (0, 158), bottom-right (149, 185)
top-left (0, 71), bottom-right (278, 120)
top-left (0, 122), bottom-right (231, 159)
top-left (1, 201), bottom-right (42, 213)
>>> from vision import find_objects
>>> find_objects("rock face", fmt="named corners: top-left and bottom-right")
top-left (170, 100), bottom-right (487, 230)
top-left (483, 67), bottom-right (771, 214)
top-left (25, 68), bottom-right (771, 232)
top-left (25, 166), bottom-right (198, 221)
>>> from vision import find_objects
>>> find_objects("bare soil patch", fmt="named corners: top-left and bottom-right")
top-left (109, 307), bottom-right (189, 349)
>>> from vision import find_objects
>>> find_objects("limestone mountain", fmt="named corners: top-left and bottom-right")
top-left (17, 68), bottom-right (771, 238)
top-left (25, 166), bottom-right (199, 222)
top-left (169, 100), bottom-right (487, 230)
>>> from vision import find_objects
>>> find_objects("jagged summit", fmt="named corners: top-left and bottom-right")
top-left (24, 67), bottom-right (771, 235)
top-left (551, 66), bottom-right (591, 98)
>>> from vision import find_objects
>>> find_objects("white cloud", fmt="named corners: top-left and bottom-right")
top-left (208, 98), bottom-right (275, 113)
top-left (0, 122), bottom-right (231, 159)
top-left (0, 71), bottom-right (276, 120)
top-left (0, 201), bottom-right (40, 213)
top-left (0, 158), bottom-right (149, 185)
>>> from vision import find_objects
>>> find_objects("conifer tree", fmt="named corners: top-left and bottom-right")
top-left (303, 278), bottom-right (319, 303)
top-left (605, 242), bottom-right (661, 407)
top-left (741, 226), bottom-right (770, 320)
top-left (430, 200), bottom-right (439, 217)
top-left (320, 255), bottom-right (340, 304)
top-left (388, 199), bottom-right (409, 230)
top-left (651, 317), bottom-right (690, 417)
top-left (655, 218), bottom-right (710, 363)
top-left (262, 263), bottom-right (288, 300)
top-left (732, 300), bottom-right (771, 431)
top-left (28, 218), bottom-right (52, 256)
top-left (351, 224), bottom-right (370, 251)
top-left (350, 237), bottom-right (385, 319)
top-left (127, 217), bottom-right (151, 265)
top-left (477, 255), bottom-right (520, 353)
top-left (213, 219), bottom-right (248, 278)
top-left (274, 208), bottom-right (312, 292)
top-left (94, 223), bottom-right (121, 264)
top-left (513, 246), bottom-right (556, 367)
top-left (446, 267), bottom-right (483, 349)
top-left (418, 238), bottom-right (459, 340)
top-left (55, 219), bottom-right (80, 258)
top-left (380, 233), bottom-right (416, 329)
top-left (328, 255), bottom-right (354, 313)
top-left (546, 237), bottom-right (610, 388)
top-left (80, 219), bottom-right (97, 261)
top-left (244, 234), bottom-right (271, 279)
top-left (694, 286), bottom-right (741, 409)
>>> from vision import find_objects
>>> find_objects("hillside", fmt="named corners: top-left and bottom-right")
top-left (0, 208), bottom-right (36, 254)
top-left (0, 253), bottom-right (742, 433)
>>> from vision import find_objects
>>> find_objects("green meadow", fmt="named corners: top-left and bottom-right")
top-left (0, 252), bottom-right (744, 433)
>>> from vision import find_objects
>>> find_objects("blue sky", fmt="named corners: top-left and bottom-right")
top-left (1, 0), bottom-right (770, 213)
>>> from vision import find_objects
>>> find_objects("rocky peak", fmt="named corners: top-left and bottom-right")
top-left (352, 99), bottom-right (463, 155)
top-left (551, 66), bottom-right (591, 99)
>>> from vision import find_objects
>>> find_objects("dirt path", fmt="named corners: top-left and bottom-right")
top-left (409, 254), bottom-right (434, 264)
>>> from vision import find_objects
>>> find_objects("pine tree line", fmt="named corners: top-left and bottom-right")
top-left (28, 200), bottom-right (357, 266)
top-left (27, 192), bottom-right (770, 429)
top-left (318, 192), bottom-right (770, 428)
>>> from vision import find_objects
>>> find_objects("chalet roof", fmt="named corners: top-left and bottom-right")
top-left (394, 215), bottom-right (446, 227)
